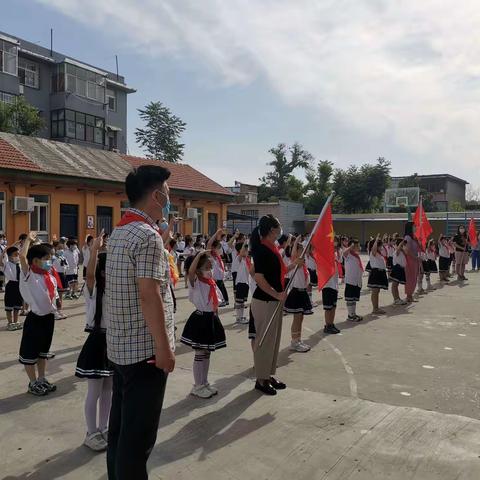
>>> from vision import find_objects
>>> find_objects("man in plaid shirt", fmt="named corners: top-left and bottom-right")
top-left (105, 165), bottom-right (175, 480)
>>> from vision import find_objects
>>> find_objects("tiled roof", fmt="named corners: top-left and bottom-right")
top-left (123, 155), bottom-right (232, 196)
top-left (0, 133), bottom-right (233, 197)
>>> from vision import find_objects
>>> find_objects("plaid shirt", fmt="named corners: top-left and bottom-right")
top-left (105, 208), bottom-right (175, 365)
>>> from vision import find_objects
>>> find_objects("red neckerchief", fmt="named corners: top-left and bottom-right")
top-left (302, 264), bottom-right (309, 281)
top-left (261, 239), bottom-right (287, 288)
top-left (349, 251), bottom-right (364, 271)
top-left (197, 276), bottom-right (219, 310)
top-left (51, 267), bottom-right (64, 290)
top-left (31, 265), bottom-right (55, 301)
top-left (117, 210), bottom-right (160, 235)
top-left (244, 256), bottom-right (252, 271)
top-left (211, 251), bottom-right (225, 272)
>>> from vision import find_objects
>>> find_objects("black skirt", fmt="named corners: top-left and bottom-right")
top-left (284, 288), bottom-right (313, 315)
top-left (367, 268), bottom-right (389, 290)
top-left (389, 264), bottom-right (406, 284)
top-left (308, 268), bottom-right (318, 287)
top-left (248, 307), bottom-right (256, 340)
top-left (426, 259), bottom-right (438, 273)
top-left (439, 256), bottom-right (450, 272)
top-left (365, 261), bottom-right (372, 273)
top-left (235, 282), bottom-right (249, 305)
top-left (386, 257), bottom-right (394, 271)
top-left (344, 283), bottom-right (361, 302)
top-left (181, 310), bottom-right (226, 351)
top-left (75, 330), bottom-right (113, 379)
top-left (5, 281), bottom-right (23, 310)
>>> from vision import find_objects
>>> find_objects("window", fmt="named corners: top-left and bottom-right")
top-left (192, 208), bottom-right (203, 235)
top-left (51, 108), bottom-right (104, 145)
top-left (0, 40), bottom-right (18, 75)
top-left (18, 58), bottom-right (39, 88)
top-left (52, 62), bottom-right (105, 103)
top-left (0, 91), bottom-right (15, 105)
top-left (0, 192), bottom-right (5, 233)
top-left (241, 209), bottom-right (259, 218)
top-left (107, 88), bottom-right (116, 111)
top-left (29, 195), bottom-right (49, 239)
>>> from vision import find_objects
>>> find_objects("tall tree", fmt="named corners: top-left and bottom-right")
top-left (0, 96), bottom-right (44, 136)
top-left (135, 101), bottom-right (186, 162)
top-left (258, 142), bottom-right (311, 201)
top-left (304, 160), bottom-right (334, 213)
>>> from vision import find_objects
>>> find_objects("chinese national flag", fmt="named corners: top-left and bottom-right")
top-left (413, 200), bottom-right (432, 250)
top-left (311, 204), bottom-right (335, 290)
top-left (469, 218), bottom-right (478, 247)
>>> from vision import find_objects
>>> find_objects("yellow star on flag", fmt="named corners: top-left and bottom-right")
top-left (327, 225), bottom-right (335, 242)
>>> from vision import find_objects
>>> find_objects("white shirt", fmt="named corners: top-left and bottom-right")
top-left (369, 253), bottom-right (386, 270)
top-left (386, 245), bottom-right (395, 257)
top-left (305, 254), bottom-right (316, 271)
top-left (231, 254), bottom-right (241, 274)
top-left (188, 278), bottom-right (224, 312)
top-left (288, 265), bottom-right (309, 289)
top-left (184, 246), bottom-right (195, 257)
top-left (427, 250), bottom-right (437, 261)
top-left (52, 252), bottom-right (68, 273)
top-left (393, 251), bottom-right (406, 268)
top-left (85, 287), bottom-right (106, 330)
top-left (20, 270), bottom-right (57, 316)
top-left (64, 248), bottom-right (79, 275)
top-left (212, 255), bottom-right (225, 281)
top-left (439, 244), bottom-right (450, 258)
top-left (344, 253), bottom-right (363, 288)
top-left (2, 260), bottom-right (20, 282)
top-left (236, 256), bottom-right (251, 284)
top-left (176, 241), bottom-right (185, 251)
top-left (82, 246), bottom-right (91, 267)
top-left (324, 262), bottom-right (339, 291)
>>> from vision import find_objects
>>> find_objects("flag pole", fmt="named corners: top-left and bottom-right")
top-left (258, 192), bottom-right (335, 348)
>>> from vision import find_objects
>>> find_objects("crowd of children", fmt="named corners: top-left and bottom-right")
top-left (1, 220), bottom-right (477, 452)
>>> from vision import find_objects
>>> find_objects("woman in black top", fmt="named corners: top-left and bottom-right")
top-left (250, 215), bottom-right (302, 395)
top-left (453, 225), bottom-right (469, 281)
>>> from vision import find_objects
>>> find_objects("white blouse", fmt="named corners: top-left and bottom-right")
top-left (393, 251), bottom-right (406, 268)
top-left (20, 270), bottom-right (58, 316)
top-left (369, 253), bottom-right (386, 270)
top-left (188, 278), bottom-right (224, 312)
top-left (344, 253), bottom-right (363, 288)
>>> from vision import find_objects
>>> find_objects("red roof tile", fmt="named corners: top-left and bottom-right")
top-left (0, 138), bottom-right (43, 172)
top-left (122, 155), bottom-right (233, 197)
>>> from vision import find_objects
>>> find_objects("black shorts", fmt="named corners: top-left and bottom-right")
top-left (439, 256), bottom-right (450, 272)
top-left (344, 283), bottom-right (361, 303)
top-left (19, 312), bottom-right (55, 365)
top-left (232, 272), bottom-right (237, 292)
top-left (5, 281), bottom-right (23, 311)
top-left (65, 274), bottom-right (78, 285)
top-left (322, 287), bottom-right (338, 310)
top-left (426, 259), bottom-right (438, 273)
top-left (235, 282), bottom-right (249, 305)
top-left (308, 268), bottom-right (318, 287)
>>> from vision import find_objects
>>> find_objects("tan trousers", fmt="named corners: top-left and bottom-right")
top-left (251, 298), bottom-right (283, 380)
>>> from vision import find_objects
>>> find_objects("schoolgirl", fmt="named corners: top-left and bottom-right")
top-left (322, 251), bottom-right (340, 334)
top-left (389, 238), bottom-right (407, 305)
top-left (367, 235), bottom-right (389, 314)
top-left (424, 239), bottom-right (438, 290)
top-left (386, 236), bottom-right (395, 273)
top-left (207, 230), bottom-right (229, 306)
top-left (305, 245), bottom-right (317, 305)
top-left (284, 237), bottom-right (313, 352)
top-left (453, 225), bottom-right (469, 281)
top-left (1, 246), bottom-right (24, 330)
top-left (343, 239), bottom-right (363, 322)
top-left (234, 242), bottom-right (251, 325)
top-left (180, 252), bottom-right (226, 399)
top-left (75, 233), bottom-right (113, 452)
top-left (438, 235), bottom-right (451, 282)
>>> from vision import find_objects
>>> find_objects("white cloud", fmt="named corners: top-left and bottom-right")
top-left (37, 0), bottom-right (480, 181)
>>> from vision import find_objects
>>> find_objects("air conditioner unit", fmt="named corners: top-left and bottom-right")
top-left (13, 196), bottom-right (34, 212)
top-left (186, 208), bottom-right (198, 219)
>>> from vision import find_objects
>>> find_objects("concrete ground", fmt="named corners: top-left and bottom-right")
top-left (1, 265), bottom-right (480, 479)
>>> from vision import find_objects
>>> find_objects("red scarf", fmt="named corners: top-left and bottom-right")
top-left (244, 256), bottom-right (252, 271)
top-left (198, 276), bottom-right (219, 310)
top-left (31, 265), bottom-right (56, 301)
top-left (261, 239), bottom-right (287, 288)
top-left (117, 211), bottom-right (160, 235)
top-left (51, 267), bottom-right (64, 290)
top-left (302, 264), bottom-right (309, 282)
top-left (349, 251), bottom-right (364, 271)
top-left (211, 250), bottom-right (225, 272)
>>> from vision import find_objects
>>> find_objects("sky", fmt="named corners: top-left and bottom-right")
top-left (2, 0), bottom-right (480, 189)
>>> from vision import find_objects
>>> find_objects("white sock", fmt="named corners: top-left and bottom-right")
top-left (236, 307), bottom-right (243, 320)
top-left (85, 378), bottom-right (103, 434)
top-left (347, 302), bottom-right (356, 316)
top-left (193, 350), bottom-right (211, 386)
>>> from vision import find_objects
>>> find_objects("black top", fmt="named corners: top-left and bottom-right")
top-left (252, 244), bottom-right (283, 302)
top-left (453, 233), bottom-right (467, 252)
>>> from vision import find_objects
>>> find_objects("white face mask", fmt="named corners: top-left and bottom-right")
top-left (201, 269), bottom-right (213, 279)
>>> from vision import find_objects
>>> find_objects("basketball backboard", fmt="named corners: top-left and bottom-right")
top-left (384, 187), bottom-right (420, 209)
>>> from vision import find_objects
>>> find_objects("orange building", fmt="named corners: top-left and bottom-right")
top-left (0, 132), bottom-right (233, 242)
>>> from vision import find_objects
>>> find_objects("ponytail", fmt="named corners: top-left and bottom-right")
top-left (93, 252), bottom-right (107, 330)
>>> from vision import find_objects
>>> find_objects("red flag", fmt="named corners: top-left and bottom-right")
top-left (413, 199), bottom-right (432, 250)
top-left (469, 217), bottom-right (478, 247)
top-left (310, 204), bottom-right (335, 290)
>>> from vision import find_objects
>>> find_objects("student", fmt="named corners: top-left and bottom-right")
top-left (284, 238), bottom-right (313, 351)
top-left (207, 231), bottom-right (229, 306)
top-left (75, 232), bottom-right (113, 452)
top-left (0, 233), bottom-right (7, 292)
top-left (425, 239), bottom-right (438, 291)
top-left (183, 236), bottom-right (196, 288)
top-left (18, 232), bottom-right (58, 396)
top-left (438, 235), bottom-right (451, 282)
top-left (166, 238), bottom-right (179, 313)
top-left (471, 232), bottom-right (480, 272)
top-left (234, 242), bottom-right (251, 325)
top-left (404, 222), bottom-right (421, 303)
top-left (82, 235), bottom-right (94, 279)
top-left (386, 236), bottom-right (395, 274)
top-left (64, 239), bottom-right (80, 299)
top-left (305, 245), bottom-right (317, 305)
top-left (343, 239), bottom-right (364, 322)
top-left (1, 246), bottom-right (24, 330)
top-left (389, 238), bottom-right (407, 305)
top-left (453, 225), bottom-right (469, 281)
top-left (180, 252), bottom-right (226, 399)
top-left (322, 256), bottom-right (341, 334)
top-left (367, 235), bottom-right (389, 314)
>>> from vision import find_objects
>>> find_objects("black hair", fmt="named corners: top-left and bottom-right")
top-left (277, 234), bottom-right (289, 246)
top-left (284, 245), bottom-right (292, 258)
top-left (6, 246), bottom-right (18, 257)
top-left (235, 242), bottom-right (244, 253)
top-left (211, 239), bottom-right (221, 250)
top-left (94, 252), bottom-right (107, 330)
top-left (168, 238), bottom-right (177, 250)
top-left (86, 235), bottom-right (94, 243)
top-left (404, 221), bottom-right (414, 237)
top-left (457, 225), bottom-right (466, 236)
top-left (395, 238), bottom-right (404, 246)
top-left (125, 165), bottom-right (171, 206)
top-left (250, 215), bottom-right (280, 254)
top-left (184, 252), bottom-right (210, 274)
top-left (66, 239), bottom-right (77, 247)
top-left (26, 244), bottom-right (52, 265)
top-left (18, 233), bottom-right (27, 241)
top-left (348, 238), bottom-right (359, 247)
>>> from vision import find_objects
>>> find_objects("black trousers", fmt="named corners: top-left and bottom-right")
top-left (107, 360), bottom-right (168, 480)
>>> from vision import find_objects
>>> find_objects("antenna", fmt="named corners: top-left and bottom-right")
top-left (50, 28), bottom-right (53, 56)
top-left (115, 55), bottom-right (119, 80)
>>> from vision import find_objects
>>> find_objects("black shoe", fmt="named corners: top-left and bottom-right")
top-left (269, 377), bottom-right (286, 390)
top-left (255, 381), bottom-right (277, 395)
top-left (324, 324), bottom-right (340, 334)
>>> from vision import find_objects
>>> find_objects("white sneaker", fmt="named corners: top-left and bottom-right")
top-left (205, 383), bottom-right (218, 395)
top-left (190, 385), bottom-right (213, 399)
top-left (100, 428), bottom-right (108, 442)
top-left (394, 298), bottom-right (407, 305)
top-left (239, 317), bottom-right (249, 324)
top-left (289, 340), bottom-right (311, 352)
top-left (84, 432), bottom-right (107, 452)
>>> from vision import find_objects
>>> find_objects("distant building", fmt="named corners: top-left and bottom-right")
top-left (0, 31), bottom-right (135, 153)
top-left (226, 181), bottom-right (258, 204)
top-left (390, 174), bottom-right (468, 211)
top-left (0, 132), bottom-right (233, 241)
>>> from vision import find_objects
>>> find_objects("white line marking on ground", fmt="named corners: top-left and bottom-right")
top-left (422, 365), bottom-right (435, 369)
top-left (469, 322), bottom-right (478, 325)
top-left (400, 392), bottom-right (411, 396)
top-left (324, 338), bottom-right (358, 398)
top-left (444, 347), bottom-right (453, 350)
top-left (458, 334), bottom-right (467, 337)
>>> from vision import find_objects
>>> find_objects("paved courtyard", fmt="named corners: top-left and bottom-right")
top-left (1, 268), bottom-right (480, 479)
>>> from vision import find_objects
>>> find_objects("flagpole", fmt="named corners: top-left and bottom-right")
top-left (258, 192), bottom-right (335, 348)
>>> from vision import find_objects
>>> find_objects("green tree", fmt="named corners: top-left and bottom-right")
top-left (0, 96), bottom-right (44, 136)
top-left (398, 174), bottom-right (435, 211)
top-left (450, 201), bottom-right (464, 212)
top-left (304, 160), bottom-right (334, 213)
top-left (135, 101), bottom-right (186, 162)
top-left (258, 142), bottom-right (311, 201)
